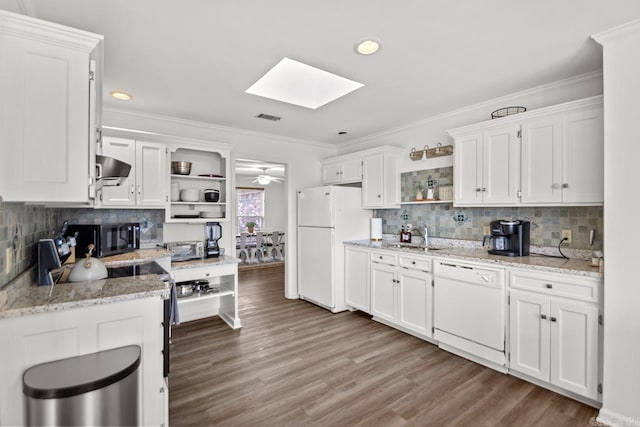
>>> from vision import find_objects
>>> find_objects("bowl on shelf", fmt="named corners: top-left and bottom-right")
top-left (199, 211), bottom-right (218, 218)
top-left (171, 161), bottom-right (192, 175)
top-left (203, 189), bottom-right (219, 202)
top-left (180, 188), bottom-right (199, 202)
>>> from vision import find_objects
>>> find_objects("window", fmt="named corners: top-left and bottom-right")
top-left (237, 187), bottom-right (264, 234)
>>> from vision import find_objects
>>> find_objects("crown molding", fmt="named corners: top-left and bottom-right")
top-left (0, 9), bottom-right (102, 52)
top-left (103, 107), bottom-right (333, 151)
top-left (592, 19), bottom-right (640, 45)
top-left (340, 70), bottom-right (603, 151)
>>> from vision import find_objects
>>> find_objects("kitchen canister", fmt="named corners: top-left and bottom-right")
top-left (371, 218), bottom-right (383, 241)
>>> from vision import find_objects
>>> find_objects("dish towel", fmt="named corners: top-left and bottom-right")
top-left (169, 280), bottom-right (180, 325)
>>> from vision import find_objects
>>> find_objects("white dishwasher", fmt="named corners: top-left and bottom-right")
top-left (433, 259), bottom-right (507, 371)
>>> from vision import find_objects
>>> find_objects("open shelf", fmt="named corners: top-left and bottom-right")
top-left (171, 201), bottom-right (225, 206)
top-left (170, 174), bottom-right (226, 182)
top-left (176, 286), bottom-right (234, 303)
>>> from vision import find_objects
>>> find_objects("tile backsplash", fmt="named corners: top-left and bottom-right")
top-left (0, 205), bottom-right (165, 289)
top-left (375, 204), bottom-right (603, 250)
top-left (0, 202), bottom-right (58, 288)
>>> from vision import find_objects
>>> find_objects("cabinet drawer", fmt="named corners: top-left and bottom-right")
top-left (171, 263), bottom-right (236, 282)
top-left (370, 251), bottom-right (397, 266)
top-left (509, 269), bottom-right (601, 303)
top-left (399, 254), bottom-right (432, 272)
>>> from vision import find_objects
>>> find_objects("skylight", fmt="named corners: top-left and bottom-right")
top-left (245, 58), bottom-right (364, 109)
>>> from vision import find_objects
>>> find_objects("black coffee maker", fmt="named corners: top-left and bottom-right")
top-left (205, 222), bottom-right (222, 258)
top-left (483, 219), bottom-right (530, 257)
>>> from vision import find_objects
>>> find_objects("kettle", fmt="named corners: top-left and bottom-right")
top-left (69, 244), bottom-right (108, 282)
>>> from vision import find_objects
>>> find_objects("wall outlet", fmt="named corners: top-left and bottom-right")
top-left (561, 229), bottom-right (572, 244)
top-left (483, 225), bottom-right (490, 235)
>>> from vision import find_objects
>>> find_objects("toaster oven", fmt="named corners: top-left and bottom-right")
top-left (166, 241), bottom-right (204, 262)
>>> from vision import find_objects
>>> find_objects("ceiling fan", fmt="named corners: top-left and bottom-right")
top-left (252, 167), bottom-right (283, 185)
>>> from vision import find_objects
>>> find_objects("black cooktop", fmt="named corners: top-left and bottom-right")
top-left (107, 261), bottom-right (168, 279)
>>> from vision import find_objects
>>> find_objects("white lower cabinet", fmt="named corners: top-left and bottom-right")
top-left (344, 246), bottom-right (371, 313)
top-left (370, 250), bottom-right (432, 338)
top-left (0, 297), bottom-right (166, 426)
top-left (509, 269), bottom-right (601, 401)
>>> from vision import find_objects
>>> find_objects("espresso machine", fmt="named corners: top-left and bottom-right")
top-left (483, 219), bottom-right (530, 257)
top-left (205, 222), bottom-right (222, 258)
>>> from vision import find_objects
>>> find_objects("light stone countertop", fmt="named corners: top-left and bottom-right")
top-left (346, 239), bottom-right (603, 279)
top-left (0, 248), bottom-right (173, 320)
top-left (171, 255), bottom-right (240, 271)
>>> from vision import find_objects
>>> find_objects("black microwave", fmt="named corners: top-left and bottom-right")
top-left (65, 223), bottom-right (140, 258)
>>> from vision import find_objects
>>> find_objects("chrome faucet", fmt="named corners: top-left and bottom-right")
top-left (412, 226), bottom-right (429, 248)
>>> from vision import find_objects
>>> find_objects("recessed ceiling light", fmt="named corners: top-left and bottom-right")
top-left (246, 58), bottom-right (364, 109)
top-left (355, 37), bottom-right (382, 55)
top-left (110, 90), bottom-right (133, 100)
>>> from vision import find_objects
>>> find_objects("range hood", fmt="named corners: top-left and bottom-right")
top-left (96, 155), bottom-right (132, 188)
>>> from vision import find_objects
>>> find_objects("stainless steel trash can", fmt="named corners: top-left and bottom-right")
top-left (23, 345), bottom-right (141, 426)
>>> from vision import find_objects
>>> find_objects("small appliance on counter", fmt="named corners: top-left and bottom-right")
top-left (166, 241), bottom-right (204, 262)
top-left (482, 219), bottom-right (530, 257)
top-left (37, 239), bottom-right (62, 286)
top-left (205, 222), bottom-right (222, 258)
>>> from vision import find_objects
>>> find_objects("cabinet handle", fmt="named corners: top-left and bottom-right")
top-left (475, 188), bottom-right (481, 192)
top-left (130, 184), bottom-right (135, 194)
top-left (550, 316), bottom-right (557, 322)
top-left (137, 185), bottom-right (141, 195)
top-left (205, 273), bottom-right (210, 277)
top-left (377, 194), bottom-right (382, 198)
top-left (552, 183), bottom-right (560, 189)
top-left (482, 188), bottom-right (487, 192)
top-left (412, 261), bottom-right (416, 265)
top-left (379, 256), bottom-right (383, 259)
top-left (545, 283), bottom-right (553, 289)
top-left (562, 183), bottom-right (569, 188)
top-left (540, 314), bottom-right (547, 320)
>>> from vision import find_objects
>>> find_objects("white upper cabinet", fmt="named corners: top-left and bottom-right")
top-left (322, 157), bottom-right (362, 184)
top-left (453, 125), bottom-right (519, 206)
top-left (322, 146), bottom-right (401, 209)
top-left (361, 149), bottom-right (401, 209)
top-left (99, 136), bottom-right (166, 207)
top-left (0, 11), bottom-right (102, 203)
top-left (448, 96), bottom-right (603, 207)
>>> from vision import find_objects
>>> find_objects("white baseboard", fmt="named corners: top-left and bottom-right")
top-left (597, 408), bottom-right (640, 427)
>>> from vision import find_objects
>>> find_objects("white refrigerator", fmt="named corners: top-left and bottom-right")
top-left (297, 186), bottom-right (372, 312)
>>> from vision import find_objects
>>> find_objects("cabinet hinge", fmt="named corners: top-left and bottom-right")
top-left (598, 383), bottom-right (602, 394)
top-left (166, 195), bottom-right (169, 202)
top-left (432, 327), bottom-right (435, 334)
top-left (517, 130), bottom-right (522, 138)
top-left (508, 352), bottom-right (511, 362)
top-left (89, 70), bottom-right (95, 81)
top-left (431, 279), bottom-right (434, 287)
top-left (99, 192), bottom-right (103, 201)
top-left (508, 295), bottom-right (510, 304)
top-left (598, 314), bottom-right (603, 326)
top-left (96, 128), bottom-right (102, 145)
top-left (517, 190), bottom-right (522, 199)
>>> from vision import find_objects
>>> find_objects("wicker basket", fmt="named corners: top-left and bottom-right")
top-left (491, 106), bottom-right (526, 119)
top-left (409, 147), bottom-right (425, 161)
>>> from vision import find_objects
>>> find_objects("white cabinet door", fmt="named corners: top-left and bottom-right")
top-left (371, 262), bottom-right (396, 322)
top-left (398, 268), bottom-right (431, 337)
top-left (482, 125), bottom-right (520, 205)
top-left (550, 298), bottom-right (599, 400)
top-left (340, 157), bottom-right (362, 183)
top-left (321, 162), bottom-right (341, 184)
top-left (0, 17), bottom-right (100, 203)
top-left (453, 133), bottom-right (482, 205)
top-left (562, 106), bottom-right (604, 204)
top-left (345, 246), bottom-right (370, 313)
top-left (100, 137), bottom-right (136, 206)
top-left (520, 117), bottom-right (563, 204)
top-left (509, 290), bottom-right (551, 382)
top-left (136, 141), bottom-right (166, 206)
top-left (362, 154), bottom-right (384, 208)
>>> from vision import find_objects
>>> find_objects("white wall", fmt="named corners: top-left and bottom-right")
top-left (103, 109), bottom-right (336, 299)
top-left (235, 176), bottom-right (287, 233)
top-left (593, 21), bottom-right (640, 427)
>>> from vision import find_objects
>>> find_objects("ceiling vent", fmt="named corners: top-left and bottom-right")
top-left (256, 113), bottom-right (281, 121)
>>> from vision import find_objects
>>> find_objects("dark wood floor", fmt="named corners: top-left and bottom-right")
top-left (169, 264), bottom-right (598, 426)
